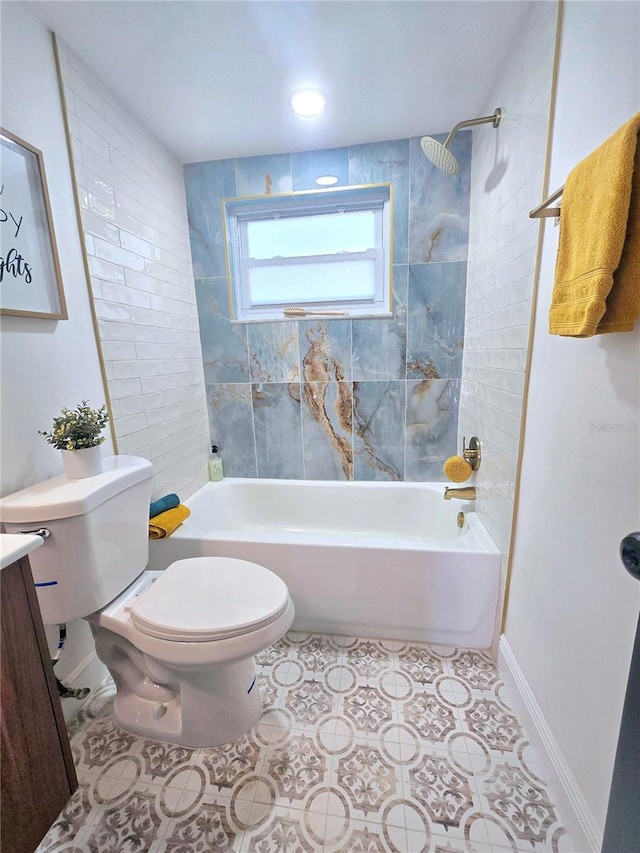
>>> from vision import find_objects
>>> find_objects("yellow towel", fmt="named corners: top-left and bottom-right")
top-left (149, 504), bottom-right (191, 539)
top-left (549, 113), bottom-right (640, 337)
top-left (598, 128), bottom-right (640, 333)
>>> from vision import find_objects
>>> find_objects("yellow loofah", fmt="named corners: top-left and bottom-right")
top-left (443, 455), bottom-right (473, 483)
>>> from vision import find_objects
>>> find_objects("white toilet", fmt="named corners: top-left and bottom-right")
top-left (0, 455), bottom-right (294, 747)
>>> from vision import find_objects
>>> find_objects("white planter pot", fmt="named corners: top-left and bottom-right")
top-left (61, 446), bottom-right (103, 479)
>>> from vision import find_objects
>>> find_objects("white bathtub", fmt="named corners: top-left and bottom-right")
top-left (148, 479), bottom-right (501, 647)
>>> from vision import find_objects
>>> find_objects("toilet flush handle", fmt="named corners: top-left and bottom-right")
top-left (18, 527), bottom-right (51, 541)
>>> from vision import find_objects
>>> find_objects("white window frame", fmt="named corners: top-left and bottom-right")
top-left (222, 183), bottom-right (393, 322)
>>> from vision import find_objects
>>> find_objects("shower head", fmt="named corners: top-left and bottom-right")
top-left (420, 107), bottom-right (502, 175)
top-left (420, 136), bottom-right (459, 175)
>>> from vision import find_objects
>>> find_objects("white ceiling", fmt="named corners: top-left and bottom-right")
top-left (29, 0), bottom-right (532, 164)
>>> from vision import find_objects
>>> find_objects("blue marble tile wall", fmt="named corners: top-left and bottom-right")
top-left (184, 132), bottom-right (471, 481)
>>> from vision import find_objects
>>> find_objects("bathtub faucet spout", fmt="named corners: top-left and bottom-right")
top-left (444, 486), bottom-right (476, 501)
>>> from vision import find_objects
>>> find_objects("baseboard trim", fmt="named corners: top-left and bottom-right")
top-left (498, 635), bottom-right (601, 853)
top-left (59, 651), bottom-right (108, 724)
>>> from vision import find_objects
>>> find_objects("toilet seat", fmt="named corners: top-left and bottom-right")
top-left (130, 557), bottom-right (290, 643)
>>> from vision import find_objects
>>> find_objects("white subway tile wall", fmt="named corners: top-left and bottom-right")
top-left (459, 1), bottom-right (558, 618)
top-left (58, 41), bottom-right (209, 499)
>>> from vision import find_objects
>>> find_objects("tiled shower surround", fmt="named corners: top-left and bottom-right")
top-left (38, 633), bottom-right (570, 852)
top-left (184, 135), bottom-right (472, 480)
top-left (58, 41), bottom-right (210, 500)
top-left (458, 1), bottom-right (557, 618)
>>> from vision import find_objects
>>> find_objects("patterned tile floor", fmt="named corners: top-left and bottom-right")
top-left (37, 633), bottom-right (575, 853)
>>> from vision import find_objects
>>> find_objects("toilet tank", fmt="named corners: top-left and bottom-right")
top-left (0, 455), bottom-right (153, 625)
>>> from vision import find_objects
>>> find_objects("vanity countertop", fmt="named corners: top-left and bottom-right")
top-left (0, 533), bottom-right (44, 570)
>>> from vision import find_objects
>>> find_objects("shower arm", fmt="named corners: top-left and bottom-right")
top-left (443, 108), bottom-right (502, 149)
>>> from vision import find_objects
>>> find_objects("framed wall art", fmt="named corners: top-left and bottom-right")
top-left (0, 127), bottom-right (67, 319)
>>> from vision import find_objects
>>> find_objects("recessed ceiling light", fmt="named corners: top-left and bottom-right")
top-left (290, 88), bottom-right (327, 119)
top-left (316, 175), bottom-right (339, 186)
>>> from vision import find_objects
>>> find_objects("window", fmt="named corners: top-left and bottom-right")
top-left (222, 183), bottom-right (393, 322)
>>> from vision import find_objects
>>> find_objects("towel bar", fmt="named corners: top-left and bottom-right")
top-left (530, 184), bottom-right (564, 219)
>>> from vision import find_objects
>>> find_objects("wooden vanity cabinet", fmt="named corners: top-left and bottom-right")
top-left (1, 555), bottom-right (77, 853)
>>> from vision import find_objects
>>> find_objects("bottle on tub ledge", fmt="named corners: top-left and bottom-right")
top-left (208, 444), bottom-right (224, 482)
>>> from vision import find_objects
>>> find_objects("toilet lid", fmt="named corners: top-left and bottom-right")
top-left (131, 557), bottom-right (290, 642)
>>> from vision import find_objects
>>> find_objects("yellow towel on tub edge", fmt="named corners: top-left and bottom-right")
top-left (149, 504), bottom-right (191, 539)
top-left (549, 112), bottom-right (640, 337)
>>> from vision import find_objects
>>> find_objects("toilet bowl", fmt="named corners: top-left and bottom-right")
top-left (89, 558), bottom-right (294, 747)
top-left (0, 455), bottom-right (294, 748)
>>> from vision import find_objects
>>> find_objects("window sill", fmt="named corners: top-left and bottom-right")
top-left (230, 312), bottom-right (394, 325)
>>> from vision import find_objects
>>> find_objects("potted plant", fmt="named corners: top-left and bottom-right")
top-left (39, 401), bottom-right (109, 479)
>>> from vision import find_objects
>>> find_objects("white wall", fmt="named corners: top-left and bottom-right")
top-left (505, 0), bottom-right (640, 845)
top-left (56, 41), bottom-right (210, 500)
top-left (460, 0), bottom-right (558, 626)
top-left (0, 2), bottom-right (113, 704)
